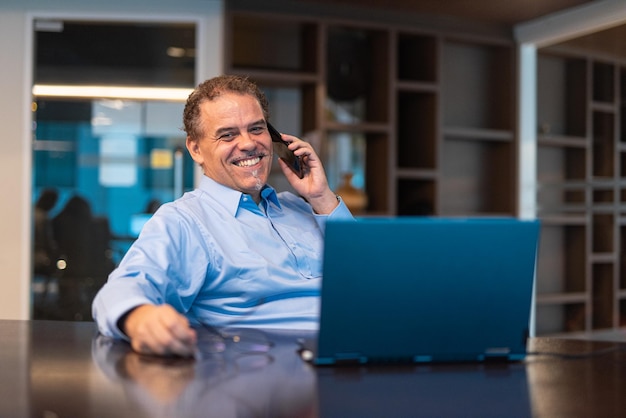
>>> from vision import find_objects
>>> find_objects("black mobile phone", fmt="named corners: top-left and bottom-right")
top-left (268, 122), bottom-right (304, 179)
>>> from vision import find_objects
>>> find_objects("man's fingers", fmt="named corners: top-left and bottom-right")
top-left (127, 304), bottom-right (197, 357)
top-left (157, 314), bottom-right (197, 357)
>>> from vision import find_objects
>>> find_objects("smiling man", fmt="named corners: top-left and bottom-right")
top-left (92, 75), bottom-right (353, 357)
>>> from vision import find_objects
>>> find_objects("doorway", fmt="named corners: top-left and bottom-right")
top-left (31, 19), bottom-right (197, 320)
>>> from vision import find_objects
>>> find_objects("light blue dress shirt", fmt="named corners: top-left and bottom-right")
top-left (92, 176), bottom-right (354, 339)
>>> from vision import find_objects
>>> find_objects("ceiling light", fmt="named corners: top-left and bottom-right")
top-left (32, 84), bottom-right (192, 101)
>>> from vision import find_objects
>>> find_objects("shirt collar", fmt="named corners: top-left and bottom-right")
top-left (199, 175), bottom-right (281, 217)
top-left (260, 186), bottom-right (280, 208)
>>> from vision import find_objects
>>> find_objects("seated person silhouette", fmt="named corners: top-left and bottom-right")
top-left (34, 188), bottom-right (61, 278)
top-left (52, 195), bottom-right (114, 320)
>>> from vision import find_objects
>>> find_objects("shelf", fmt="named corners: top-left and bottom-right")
top-left (442, 40), bottom-right (513, 131)
top-left (362, 132), bottom-right (390, 214)
top-left (439, 138), bottom-right (514, 216)
top-left (395, 168), bottom-right (438, 179)
top-left (395, 80), bottom-right (438, 93)
top-left (326, 25), bottom-right (390, 125)
top-left (591, 205), bottom-right (616, 214)
top-left (396, 29), bottom-right (514, 218)
top-left (228, 13), bottom-right (319, 73)
top-left (537, 206), bottom-right (588, 218)
top-left (537, 134), bottom-right (587, 148)
top-left (228, 68), bottom-right (319, 86)
top-left (541, 225), bottom-right (586, 283)
top-left (538, 184), bottom-right (587, 217)
top-left (592, 110), bottom-right (615, 178)
top-left (537, 139), bottom-right (588, 213)
top-left (322, 130), bottom-right (390, 215)
top-left (535, 49), bottom-right (626, 335)
top-left (396, 31), bottom-right (437, 83)
top-left (593, 262), bottom-right (615, 329)
top-left (537, 52), bottom-right (587, 137)
top-left (396, 179), bottom-right (436, 216)
top-left (592, 213), bottom-right (615, 253)
top-left (535, 302), bottom-right (587, 334)
top-left (537, 145), bottom-right (586, 182)
top-left (443, 127), bottom-right (513, 141)
top-left (590, 253), bottom-right (617, 263)
top-left (325, 121), bottom-right (390, 133)
top-left (538, 214), bottom-right (588, 225)
top-left (621, 68), bottom-right (626, 144)
top-left (592, 61), bottom-right (615, 103)
top-left (536, 292), bottom-right (588, 304)
top-left (591, 102), bottom-right (617, 112)
top-left (397, 91), bottom-right (437, 170)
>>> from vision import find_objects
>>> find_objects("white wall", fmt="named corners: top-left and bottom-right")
top-left (0, 0), bottom-right (224, 320)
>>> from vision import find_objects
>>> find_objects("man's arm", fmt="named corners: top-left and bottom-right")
top-left (92, 203), bottom-right (207, 355)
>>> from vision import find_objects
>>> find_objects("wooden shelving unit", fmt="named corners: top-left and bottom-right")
top-left (438, 38), bottom-right (516, 217)
top-left (536, 46), bottom-right (626, 335)
top-left (393, 29), bottom-right (440, 216)
top-left (223, 0), bottom-right (626, 339)
top-left (226, 3), bottom-right (626, 338)
top-left (225, 5), bottom-right (550, 325)
top-left (225, 8), bottom-right (517, 220)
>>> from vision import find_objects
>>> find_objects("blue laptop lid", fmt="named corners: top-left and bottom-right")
top-left (315, 217), bottom-right (540, 365)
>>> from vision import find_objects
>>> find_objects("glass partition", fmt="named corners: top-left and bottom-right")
top-left (31, 19), bottom-right (196, 321)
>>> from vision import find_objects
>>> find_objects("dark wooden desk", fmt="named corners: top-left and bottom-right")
top-left (1, 320), bottom-right (625, 417)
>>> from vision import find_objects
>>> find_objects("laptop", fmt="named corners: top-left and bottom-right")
top-left (299, 217), bottom-right (540, 365)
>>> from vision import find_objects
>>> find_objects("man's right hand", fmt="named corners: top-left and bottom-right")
top-left (122, 304), bottom-right (197, 357)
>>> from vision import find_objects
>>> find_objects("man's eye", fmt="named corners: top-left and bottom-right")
top-left (250, 126), bottom-right (264, 134)
top-left (218, 133), bottom-right (235, 141)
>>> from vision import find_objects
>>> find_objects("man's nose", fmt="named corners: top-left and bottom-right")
top-left (237, 132), bottom-right (257, 149)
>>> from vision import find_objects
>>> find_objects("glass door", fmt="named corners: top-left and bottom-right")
top-left (31, 19), bottom-right (196, 320)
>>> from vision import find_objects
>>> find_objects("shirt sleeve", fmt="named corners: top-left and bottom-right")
top-left (92, 204), bottom-right (210, 339)
top-left (313, 195), bottom-right (355, 231)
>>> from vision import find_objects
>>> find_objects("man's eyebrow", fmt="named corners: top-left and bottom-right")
top-left (214, 126), bottom-right (236, 137)
top-left (214, 120), bottom-right (265, 137)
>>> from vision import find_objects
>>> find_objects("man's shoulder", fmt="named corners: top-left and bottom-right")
top-left (153, 190), bottom-right (213, 222)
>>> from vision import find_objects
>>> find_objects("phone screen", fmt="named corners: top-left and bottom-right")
top-left (268, 123), bottom-right (304, 179)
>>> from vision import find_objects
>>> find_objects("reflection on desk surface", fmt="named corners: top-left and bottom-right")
top-left (317, 364), bottom-right (530, 418)
top-left (93, 325), bottom-right (532, 418)
top-left (93, 327), bottom-right (317, 418)
top-left (1, 320), bottom-right (626, 418)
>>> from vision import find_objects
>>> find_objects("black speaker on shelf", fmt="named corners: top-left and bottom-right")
top-left (326, 28), bottom-right (369, 102)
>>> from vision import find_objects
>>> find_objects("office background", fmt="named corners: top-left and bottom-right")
top-left (0, 0), bottom-right (223, 321)
top-left (1, 0), bottom-right (625, 337)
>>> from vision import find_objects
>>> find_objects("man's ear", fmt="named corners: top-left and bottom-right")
top-left (186, 136), bottom-right (203, 165)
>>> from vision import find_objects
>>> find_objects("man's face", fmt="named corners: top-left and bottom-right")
top-left (186, 92), bottom-right (273, 201)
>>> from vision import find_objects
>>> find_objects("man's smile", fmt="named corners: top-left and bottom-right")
top-left (232, 155), bottom-right (265, 168)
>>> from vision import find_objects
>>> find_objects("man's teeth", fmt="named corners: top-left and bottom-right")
top-left (235, 157), bottom-right (261, 167)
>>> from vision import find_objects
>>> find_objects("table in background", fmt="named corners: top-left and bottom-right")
top-left (0, 320), bottom-right (625, 417)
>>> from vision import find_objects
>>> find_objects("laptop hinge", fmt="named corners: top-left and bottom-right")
top-left (333, 352), bottom-right (367, 365)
